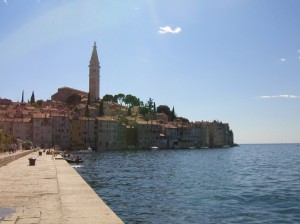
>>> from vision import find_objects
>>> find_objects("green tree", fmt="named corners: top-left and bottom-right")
top-left (85, 104), bottom-right (90, 117)
top-left (157, 105), bottom-right (171, 116)
top-left (21, 90), bottom-right (24, 103)
top-left (139, 106), bottom-right (149, 116)
top-left (171, 106), bottom-right (176, 121)
top-left (124, 94), bottom-right (136, 107)
top-left (113, 93), bottom-right (125, 105)
top-left (145, 98), bottom-right (154, 113)
top-left (87, 92), bottom-right (91, 105)
top-left (102, 94), bottom-right (114, 103)
top-left (30, 91), bottom-right (35, 104)
top-left (98, 100), bottom-right (104, 116)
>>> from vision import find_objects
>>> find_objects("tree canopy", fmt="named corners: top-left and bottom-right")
top-left (30, 91), bottom-right (35, 104)
top-left (101, 92), bottom-right (182, 121)
top-left (157, 105), bottom-right (171, 117)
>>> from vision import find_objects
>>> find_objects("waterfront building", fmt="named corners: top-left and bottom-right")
top-left (208, 121), bottom-right (233, 147)
top-left (137, 120), bottom-right (162, 149)
top-left (95, 116), bottom-right (125, 150)
top-left (192, 126), bottom-right (202, 148)
top-left (174, 122), bottom-right (195, 148)
top-left (70, 117), bottom-right (85, 150)
top-left (13, 118), bottom-right (33, 142)
top-left (228, 130), bottom-right (234, 146)
top-left (163, 123), bottom-right (178, 149)
top-left (194, 122), bottom-right (210, 147)
top-left (126, 125), bottom-right (138, 148)
top-left (52, 115), bottom-right (71, 149)
top-left (83, 117), bottom-right (96, 149)
top-left (0, 118), bottom-right (14, 136)
top-left (32, 113), bottom-right (52, 148)
top-left (223, 123), bottom-right (230, 146)
top-left (208, 122), bottom-right (221, 147)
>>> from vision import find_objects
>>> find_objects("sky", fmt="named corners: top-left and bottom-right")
top-left (0, 0), bottom-right (300, 144)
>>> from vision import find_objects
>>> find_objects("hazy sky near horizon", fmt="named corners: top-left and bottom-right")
top-left (0, 0), bottom-right (300, 144)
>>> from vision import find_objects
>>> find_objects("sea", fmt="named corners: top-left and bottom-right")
top-left (75, 144), bottom-right (300, 224)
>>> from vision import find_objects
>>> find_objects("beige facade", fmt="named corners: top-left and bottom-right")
top-left (83, 117), bottom-right (96, 149)
top-left (52, 115), bottom-right (71, 149)
top-left (13, 118), bottom-right (33, 142)
top-left (163, 123), bottom-right (178, 149)
top-left (0, 118), bottom-right (14, 136)
top-left (137, 120), bottom-right (162, 149)
top-left (32, 114), bottom-right (52, 148)
top-left (70, 118), bottom-right (85, 149)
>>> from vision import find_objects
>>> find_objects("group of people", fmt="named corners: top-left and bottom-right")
top-left (1, 143), bottom-right (18, 154)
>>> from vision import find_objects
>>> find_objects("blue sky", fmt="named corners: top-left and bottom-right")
top-left (0, 0), bottom-right (300, 144)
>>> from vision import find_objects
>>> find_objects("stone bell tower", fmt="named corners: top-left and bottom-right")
top-left (89, 42), bottom-right (100, 102)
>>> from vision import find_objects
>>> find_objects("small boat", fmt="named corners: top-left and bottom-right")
top-left (77, 146), bottom-right (94, 153)
top-left (64, 156), bottom-right (84, 164)
top-left (151, 146), bottom-right (159, 150)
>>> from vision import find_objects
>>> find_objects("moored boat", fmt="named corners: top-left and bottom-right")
top-left (64, 156), bottom-right (84, 164)
top-left (77, 146), bottom-right (94, 153)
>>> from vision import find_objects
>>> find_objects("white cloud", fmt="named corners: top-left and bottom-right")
top-left (297, 49), bottom-right (300, 54)
top-left (260, 95), bottom-right (300, 99)
top-left (159, 26), bottom-right (182, 34)
top-left (3, 0), bottom-right (7, 4)
top-left (280, 58), bottom-right (286, 62)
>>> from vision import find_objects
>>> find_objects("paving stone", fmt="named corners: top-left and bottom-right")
top-left (0, 152), bottom-right (124, 223)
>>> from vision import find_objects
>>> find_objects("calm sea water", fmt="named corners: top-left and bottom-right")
top-left (75, 144), bottom-right (300, 224)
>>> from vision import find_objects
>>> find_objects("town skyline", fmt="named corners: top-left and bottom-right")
top-left (1, 0), bottom-right (300, 144)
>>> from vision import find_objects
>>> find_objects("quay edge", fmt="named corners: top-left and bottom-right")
top-left (0, 151), bottom-right (124, 224)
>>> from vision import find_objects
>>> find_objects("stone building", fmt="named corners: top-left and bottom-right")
top-left (51, 87), bottom-right (88, 103)
top-left (32, 113), bottom-right (52, 148)
top-left (95, 116), bottom-right (126, 150)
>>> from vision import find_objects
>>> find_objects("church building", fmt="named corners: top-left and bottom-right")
top-left (51, 42), bottom-right (101, 103)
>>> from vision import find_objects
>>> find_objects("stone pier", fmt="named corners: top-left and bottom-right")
top-left (0, 151), bottom-right (124, 224)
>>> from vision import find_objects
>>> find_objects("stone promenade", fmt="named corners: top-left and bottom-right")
top-left (0, 151), bottom-right (124, 224)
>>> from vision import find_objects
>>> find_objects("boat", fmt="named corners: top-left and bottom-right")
top-left (77, 146), bottom-right (94, 153)
top-left (151, 146), bottom-right (159, 150)
top-left (64, 155), bottom-right (84, 164)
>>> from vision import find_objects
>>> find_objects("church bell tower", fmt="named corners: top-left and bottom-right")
top-left (89, 42), bottom-right (100, 102)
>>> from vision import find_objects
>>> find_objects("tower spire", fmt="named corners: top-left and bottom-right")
top-left (90, 41), bottom-right (99, 66)
top-left (89, 42), bottom-right (100, 102)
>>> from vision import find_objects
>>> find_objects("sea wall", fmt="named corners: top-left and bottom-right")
top-left (0, 151), bottom-right (124, 223)
top-left (0, 150), bottom-right (33, 168)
